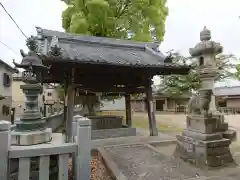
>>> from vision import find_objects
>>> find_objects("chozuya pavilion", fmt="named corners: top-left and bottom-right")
top-left (14, 27), bottom-right (190, 142)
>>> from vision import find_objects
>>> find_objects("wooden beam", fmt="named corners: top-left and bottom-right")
top-left (75, 86), bottom-right (146, 94)
top-left (63, 79), bottom-right (68, 136)
top-left (42, 68), bottom-right (152, 86)
top-left (125, 94), bottom-right (132, 127)
top-left (42, 75), bottom-right (148, 87)
top-left (43, 60), bottom-right (190, 75)
top-left (145, 80), bottom-right (158, 136)
top-left (65, 68), bottom-right (75, 143)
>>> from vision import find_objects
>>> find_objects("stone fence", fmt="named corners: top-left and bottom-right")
top-left (156, 107), bottom-right (240, 115)
top-left (12, 112), bottom-right (136, 140)
top-left (74, 115), bottom-right (137, 140)
top-left (1, 116), bottom-right (92, 180)
top-left (217, 107), bottom-right (240, 114)
top-left (11, 109), bottom-right (82, 132)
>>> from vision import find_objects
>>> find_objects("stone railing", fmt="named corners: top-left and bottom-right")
top-left (44, 113), bottom-right (64, 132)
top-left (217, 107), bottom-right (240, 114)
top-left (158, 107), bottom-right (188, 114)
top-left (157, 107), bottom-right (240, 115)
top-left (1, 116), bottom-right (92, 180)
top-left (73, 115), bottom-right (137, 140)
top-left (11, 109), bottom-right (82, 132)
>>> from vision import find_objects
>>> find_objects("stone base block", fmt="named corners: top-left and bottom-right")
top-left (183, 129), bottom-right (222, 141)
top-left (174, 134), bottom-right (235, 168)
top-left (186, 115), bottom-right (222, 134)
top-left (223, 128), bottom-right (237, 142)
top-left (11, 128), bottom-right (52, 146)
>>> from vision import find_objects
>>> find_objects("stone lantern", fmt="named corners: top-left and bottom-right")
top-left (189, 26), bottom-right (223, 111)
top-left (11, 36), bottom-right (52, 145)
top-left (174, 27), bottom-right (236, 168)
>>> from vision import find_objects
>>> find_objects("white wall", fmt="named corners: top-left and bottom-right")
top-left (100, 98), bottom-right (125, 111)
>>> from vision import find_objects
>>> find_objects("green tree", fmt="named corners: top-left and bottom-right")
top-left (60, 0), bottom-right (169, 114)
top-left (62, 0), bottom-right (168, 41)
top-left (234, 61), bottom-right (240, 80)
top-left (158, 52), bottom-right (236, 105)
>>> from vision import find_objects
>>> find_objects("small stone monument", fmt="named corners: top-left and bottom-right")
top-left (11, 36), bottom-right (52, 145)
top-left (174, 27), bottom-right (237, 168)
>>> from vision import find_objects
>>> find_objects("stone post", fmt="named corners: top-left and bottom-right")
top-left (72, 115), bottom-right (83, 137)
top-left (0, 121), bottom-right (11, 180)
top-left (71, 115), bottom-right (82, 180)
top-left (76, 117), bottom-right (91, 180)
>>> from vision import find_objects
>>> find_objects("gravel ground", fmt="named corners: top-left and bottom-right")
top-left (91, 156), bottom-right (113, 180)
top-left (68, 156), bottom-right (113, 180)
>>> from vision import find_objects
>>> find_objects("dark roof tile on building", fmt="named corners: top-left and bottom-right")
top-left (0, 58), bottom-right (17, 73)
top-left (36, 27), bottom-right (190, 72)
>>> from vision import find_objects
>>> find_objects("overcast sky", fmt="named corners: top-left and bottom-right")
top-left (1, 0), bottom-right (240, 86)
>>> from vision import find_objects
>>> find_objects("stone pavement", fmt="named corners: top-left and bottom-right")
top-left (98, 141), bottom-right (240, 180)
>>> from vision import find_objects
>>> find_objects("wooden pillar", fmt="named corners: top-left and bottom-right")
top-left (65, 69), bottom-right (75, 142)
top-left (125, 94), bottom-right (132, 127)
top-left (63, 79), bottom-right (68, 133)
top-left (145, 81), bottom-right (158, 136)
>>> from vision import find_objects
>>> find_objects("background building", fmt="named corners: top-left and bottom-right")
top-left (42, 84), bottom-right (62, 116)
top-left (0, 59), bottom-right (17, 121)
top-left (131, 86), bottom-right (240, 113)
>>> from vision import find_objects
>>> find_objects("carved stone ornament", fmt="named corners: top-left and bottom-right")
top-left (26, 36), bottom-right (38, 52)
top-left (188, 89), bottom-right (212, 115)
top-left (20, 49), bottom-right (27, 57)
top-left (49, 36), bottom-right (62, 56)
top-left (22, 70), bottom-right (37, 82)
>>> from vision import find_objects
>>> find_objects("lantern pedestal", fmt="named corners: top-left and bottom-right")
top-left (11, 128), bottom-right (52, 146)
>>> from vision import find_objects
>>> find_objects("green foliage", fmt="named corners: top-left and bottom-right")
top-left (159, 53), bottom-right (200, 101)
top-left (216, 54), bottom-right (236, 80)
top-left (233, 58), bottom-right (240, 80)
top-left (158, 53), bottom-right (236, 101)
top-left (62, 0), bottom-right (168, 41)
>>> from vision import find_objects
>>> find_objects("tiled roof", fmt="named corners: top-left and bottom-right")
top-left (36, 27), bottom-right (190, 72)
top-left (0, 59), bottom-right (17, 73)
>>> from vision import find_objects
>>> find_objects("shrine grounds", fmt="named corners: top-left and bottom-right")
top-left (99, 111), bottom-right (240, 151)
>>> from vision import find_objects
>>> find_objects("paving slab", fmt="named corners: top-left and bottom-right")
top-left (99, 143), bottom-right (240, 180)
top-left (100, 144), bottom-right (199, 180)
